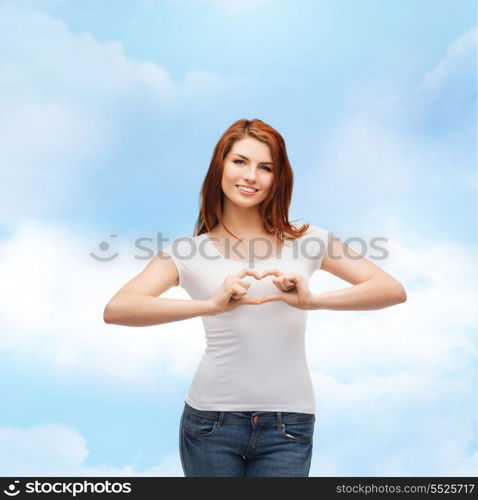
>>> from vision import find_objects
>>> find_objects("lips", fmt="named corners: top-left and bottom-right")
top-left (236, 184), bottom-right (259, 193)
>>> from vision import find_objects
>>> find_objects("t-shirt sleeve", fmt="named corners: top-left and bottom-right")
top-left (159, 242), bottom-right (187, 289)
top-left (307, 224), bottom-right (332, 273)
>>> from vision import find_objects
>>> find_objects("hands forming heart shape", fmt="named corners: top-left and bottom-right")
top-left (218, 268), bottom-right (313, 313)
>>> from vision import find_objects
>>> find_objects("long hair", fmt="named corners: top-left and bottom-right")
top-left (193, 118), bottom-right (310, 242)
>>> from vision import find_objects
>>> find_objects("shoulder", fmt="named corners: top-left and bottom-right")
top-left (161, 234), bottom-right (204, 258)
top-left (295, 223), bottom-right (331, 241)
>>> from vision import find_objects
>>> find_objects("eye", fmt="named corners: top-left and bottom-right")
top-left (233, 159), bottom-right (272, 172)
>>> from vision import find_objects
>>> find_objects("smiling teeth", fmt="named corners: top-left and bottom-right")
top-left (237, 185), bottom-right (257, 193)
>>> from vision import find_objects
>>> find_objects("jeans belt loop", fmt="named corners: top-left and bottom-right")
top-left (276, 412), bottom-right (282, 431)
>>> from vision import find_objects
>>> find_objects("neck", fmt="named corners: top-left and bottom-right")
top-left (216, 200), bottom-right (268, 238)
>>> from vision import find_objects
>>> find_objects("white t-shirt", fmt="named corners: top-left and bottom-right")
top-left (161, 224), bottom-right (331, 414)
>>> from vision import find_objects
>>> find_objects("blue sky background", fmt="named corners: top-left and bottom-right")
top-left (0, 0), bottom-right (476, 476)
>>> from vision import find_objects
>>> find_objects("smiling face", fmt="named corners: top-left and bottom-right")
top-left (221, 136), bottom-right (275, 208)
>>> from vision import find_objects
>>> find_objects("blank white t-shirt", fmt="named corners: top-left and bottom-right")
top-left (161, 224), bottom-right (330, 414)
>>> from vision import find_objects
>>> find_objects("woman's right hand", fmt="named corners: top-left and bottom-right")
top-left (209, 268), bottom-right (263, 314)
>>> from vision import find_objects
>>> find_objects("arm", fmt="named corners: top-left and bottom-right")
top-left (103, 252), bottom-right (216, 327)
top-left (104, 293), bottom-right (216, 327)
top-left (307, 234), bottom-right (407, 311)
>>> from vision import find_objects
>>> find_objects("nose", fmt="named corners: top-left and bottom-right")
top-left (243, 166), bottom-right (258, 182)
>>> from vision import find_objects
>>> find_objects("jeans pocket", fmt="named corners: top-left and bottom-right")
top-left (182, 411), bottom-right (219, 438)
top-left (279, 417), bottom-right (315, 443)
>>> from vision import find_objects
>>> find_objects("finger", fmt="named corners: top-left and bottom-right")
top-left (260, 293), bottom-right (283, 303)
top-left (272, 277), bottom-right (288, 292)
top-left (236, 268), bottom-right (262, 280)
top-left (236, 296), bottom-right (263, 305)
top-left (274, 276), bottom-right (296, 292)
top-left (236, 279), bottom-right (251, 289)
top-left (287, 274), bottom-right (308, 292)
top-left (279, 273), bottom-right (304, 288)
top-left (284, 273), bottom-right (302, 283)
top-left (283, 277), bottom-right (296, 289)
top-left (230, 284), bottom-right (247, 298)
top-left (260, 268), bottom-right (283, 279)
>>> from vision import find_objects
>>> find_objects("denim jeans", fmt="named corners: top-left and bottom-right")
top-left (179, 402), bottom-right (315, 477)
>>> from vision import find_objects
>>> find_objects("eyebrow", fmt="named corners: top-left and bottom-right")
top-left (234, 153), bottom-right (274, 165)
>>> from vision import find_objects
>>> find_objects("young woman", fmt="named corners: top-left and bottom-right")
top-left (104, 118), bottom-right (407, 477)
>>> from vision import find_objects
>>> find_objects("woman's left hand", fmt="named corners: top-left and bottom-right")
top-left (260, 269), bottom-right (313, 310)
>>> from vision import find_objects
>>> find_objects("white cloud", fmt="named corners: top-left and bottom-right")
top-left (0, 216), bottom-right (474, 388)
top-left (313, 113), bottom-right (416, 199)
top-left (413, 25), bottom-right (476, 138)
top-left (305, 234), bottom-right (476, 476)
top-left (305, 25), bottom-right (475, 237)
top-left (421, 26), bottom-right (476, 95)
top-left (0, 3), bottom-right (254, 223)
top-left (305, 80), bottom-right (420, 220)
top-left (308, 235), bottom-right (475, 380)
top-left (308, 372), bottom-right (477, 476)
top-left (0, 11), bottom-right (475, 475)
top-left (0, 217), bottom-right (207, 389)
top-left (302, 27), bottom-right (476, 476)
top-left (0, 424), bottom-right (88, 476)
top-left (0, 423), bottom-right (183, 476)
top-left (0, 217), bottom-right (475, 476)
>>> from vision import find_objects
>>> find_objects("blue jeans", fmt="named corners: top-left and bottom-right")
top-left (179, 402), bottom-right (315, 477)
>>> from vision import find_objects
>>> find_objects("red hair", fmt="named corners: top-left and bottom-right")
top-left (193, 118), bottom-right (310, 242)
